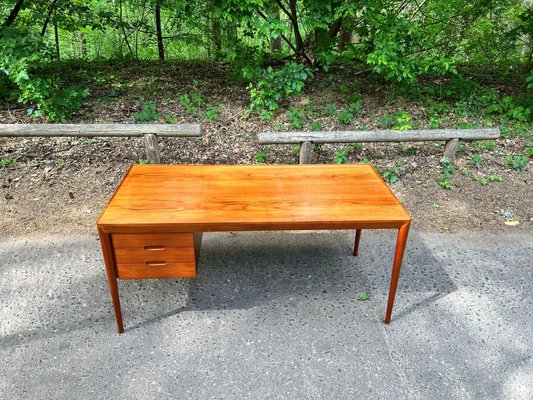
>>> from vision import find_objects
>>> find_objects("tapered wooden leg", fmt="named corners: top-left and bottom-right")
top-left (98, 228), bottom-right (124, 333)
top-left (353, 229), bottom-right (362, 256)
top-left (384, 222), bottom-right (410, 324)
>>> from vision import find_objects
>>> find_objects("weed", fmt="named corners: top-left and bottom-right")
top-left (259, 109), bottom-right (273, 122)
top-left (392, 112), bottom-right (412, 130)
top-left (133, 102), bottom-right (160, 123)
top-left (499, 209), bottom-right (516, 221)
top-left (470, 153), bottom-right (482, 167)
top-left (429, 202), bottom-right (440, 209)
top-left (288, 107), bottom-right (305, 129)
top-left (405, 147), bottom-right (417, 156)
top-left (0, 158), bottom-right (16, 168)
top-left (460, 168), bottom-right (469, 175)
top-left (272, 122), bottom-right (282, 131)
top-left (204, 104), bottom-right (219, 120)
top-left (503, 155), bottom-right (527, 172)
top-left (338, 84), bottom-right (350, 94)
top-left (254, 149), bottom-right (267, 163)
top-left (353, 143), bottom-right (362, 150)
top-left (334, 147), bottom-right (351, 164)
top-left (139, 159), bottom-right (149, 164)
top-left (311, 120), bottom-right (323, 131)
top-left (58, 159), bottom-right (65, 167)
top-left (378, 113), bottom-right (395, 128)
top-left (337, 108), bottom-right (354, 125)
top-left (527, 147), bottom-right (533, 158)
top-left (489, 174), bottom-right (503, 182)
top-left (357, 293), bottom-right (370, 301)
top-left (164, 115), bottom-right (177, 123)
top-left (483, 140), bottom-right (496, 151)
top-left (381, 159), bottom-right (402, 184)
top-left (324, 103), bottom-right (337, 117)
top-left (438, 157), bottom-right (455, 189)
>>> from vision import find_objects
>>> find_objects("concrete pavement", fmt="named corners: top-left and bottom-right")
top-left (1, 230), bottom-right (532, 399)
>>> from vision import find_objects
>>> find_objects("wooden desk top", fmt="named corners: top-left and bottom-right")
top-left (97, 164), bottom-right (410, 232)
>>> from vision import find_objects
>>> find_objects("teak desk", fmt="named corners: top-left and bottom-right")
top-left (97, 164), bottom-right (411, 333)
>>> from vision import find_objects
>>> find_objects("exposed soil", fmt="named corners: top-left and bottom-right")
top-left (0, 62), bottom-right (531, 236)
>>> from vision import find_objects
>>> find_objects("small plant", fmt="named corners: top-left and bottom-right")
top-left (58, 159), bottom-right (65, 167)
top-left (378, 113), bottom-right (395, 128)
top-left (254, 149), bottom-right (267, 163)
top-left (337, 108), bottom-right (354, 125)
top-left (291, 145), bottom-right (301, 155)
top-left (353, 143), bottom-right (362, 150)
top-left (133, 102), bottom-right (160, 123)
top-left (460, 168), bottom-right (469, 176)
top-left (259, 109), bottom-right (273, 122)
top-left (405, 146), bottom-right (417, 156)
top-left (334, 147), bottom-right (351, 164)
top-left (165, 115), bottom-right (177, 123)
top-left (527, 147), bottom-right (533, 158)
top-left (287, 107), bottom-right (305, 129)
top-left (357, 293), bottom-right (370, 301)
top-left (324, 103), bottom-right (337, 117)
top-left (392, 112), bottom-right (412, 130)
top-left (499, 209), bottom-right (516, 221)
top-left (204, 104), bottom-right (219, 120)
top-left (338, 84), bottom-right (350, 94)
top-left (503, 155), bottom-right (527, 172)
top-left (311, 121), bottom-right (323, 131)
top-left (0, 158), bottom-right (16, 168)
top-left (382, 166), bottom-right (400, 184)
top-left (438, 157), bottom-right (455, 189)
top-left (179, 94), bottom-right (195, 113)
top-left (483, 140), bottom-right (496, 152)
top-left (243, 62), bottom-right (312, 112)
top-left (139, 159), bottom-right (149, 164)
top-left (489, 174), bottom-right (503, 182)
top-left (429, 202), bottom-right (440, 209)
top-left (470, 153), bottom-right (482, 167)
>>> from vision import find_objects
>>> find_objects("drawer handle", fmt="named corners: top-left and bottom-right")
top-left (146, 261), bottom-right (167, 267)
top-left (144, 246), bottom-right (165, 251)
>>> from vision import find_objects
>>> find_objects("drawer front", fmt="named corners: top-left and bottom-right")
top-left (117, 262), bottom-right (196, 279)
top-left (113, 246), bottom-right (195, 264)
top-left (112, 233), bottom-right (194, 249)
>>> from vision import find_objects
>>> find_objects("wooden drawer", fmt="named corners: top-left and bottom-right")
top-left (113, 246), bottom-right (195, 264)
top-left (117, 262), bottom-right (196, 279)
top-left (112, 233), bottom-right (193, 249)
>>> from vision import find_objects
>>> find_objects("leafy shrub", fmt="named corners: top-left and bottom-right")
top-left (337, 108), bottom-right (354, 125)
top-left (503, 155), bottom-right (527, 172)
top-left (334, 147), bottom-right (351, 164)
top-left (438, 157), bottom-right (455, 189)
top-left (392, 112), bottom-right (412, 130)
top-left (287, 107), bottom-right (305, 128)
top-left (243, 62), bottom-right (312, 112)
top-left (0, 28), bottom-right (88, 121)
top-left (133, 102), bottom-right (160, 123)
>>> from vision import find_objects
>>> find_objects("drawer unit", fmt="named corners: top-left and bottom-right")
top-left (111, 233), bottom-right (201, 280)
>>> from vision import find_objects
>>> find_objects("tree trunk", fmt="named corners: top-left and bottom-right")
top-left (54, 23), bottom-right (60, 60)
top-left (41, 0), bottom-right (59, 36)
top-left (211, 19), bottom-right (222, 60)
top-left (2, 0), bottom-right (25, 28)
top-left (155, 1), bottom-right (164, 60)
top-left (288, 0), bottom-right (304, 58)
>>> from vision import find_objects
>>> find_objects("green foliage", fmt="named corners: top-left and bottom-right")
top-left (244, 63), bottom-right (312, 112)
top-left (378, 113), bottom-right (396, 128)
top-left (503, 155), bottom-right (527, 172)
top-left (470, 154), bottom-right (482, 167)
top-left (381, 165), bottom-right (400, 184)
top-left (489, 174), bottom-right (503, 182)
top-left (259, 109), bottom-right (273, 122)
top-left (0, 158), bottom-right (17, 168)
top-left (287, 107), bottom-right (305, 129)
top-left (0, 28), bottom-right (88, 121)
top-left (204, 104), bottom-right (219, 120)
top-left (138, 159), bottom-right (149, 164)
top-left (324, 103), bottom-right (337, 117)
top-left (392, 112), bottom-right (413, 130)
top-left (334, 147), bottom-right (352, 164)
top-left (337, 108), bottom-right (354, 125)
top-left (527, 147), bottom-right (533, 158)
top-left (133, 102), bottom-right (160, 123)
top-left (357, 293), bottom-right (370, 301)
top-left (254, 148), bottom-right (267, 163)
top-left (311, 121), bottom-right (323, 131)
top-left (438, 157), bottom-right (455, 189)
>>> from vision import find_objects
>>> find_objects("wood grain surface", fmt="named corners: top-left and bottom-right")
top-left (97, 164), bottom-right (410, 231)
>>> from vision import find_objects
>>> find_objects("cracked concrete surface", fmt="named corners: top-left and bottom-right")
top-left (1, 230), bottom-right (532, 399)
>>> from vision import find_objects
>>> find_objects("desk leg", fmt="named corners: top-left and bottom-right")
top-left (384, 221), bottom-right (410, 324)
top-left (353, 229), bottom-right (362, 256)
top-left (98, 228), bottom-right (124, 333)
